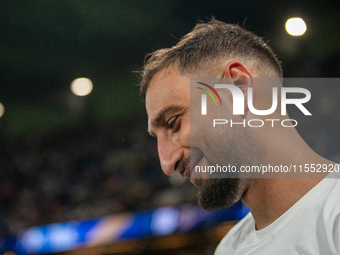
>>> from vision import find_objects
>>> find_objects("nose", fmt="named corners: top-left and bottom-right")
top-left (157, 134), bottom-right (183, 175)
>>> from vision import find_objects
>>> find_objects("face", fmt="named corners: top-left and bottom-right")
top-left (145, 67), bottom-right (249, 210)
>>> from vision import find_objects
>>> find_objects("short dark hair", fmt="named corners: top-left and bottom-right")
top-left (139, 18), bottom-right (282, 99)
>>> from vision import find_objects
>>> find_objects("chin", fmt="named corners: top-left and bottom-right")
top-left (196, 178), bottom-right (241, 211)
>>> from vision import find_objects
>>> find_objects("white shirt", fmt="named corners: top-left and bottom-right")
top-left (215, 178), bottom-right (340, 255)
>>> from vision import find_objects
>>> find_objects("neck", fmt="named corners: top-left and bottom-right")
top-left (242, 178), bottom-right (323, 230)
top-left (241, 124), bottom-right (334, 230)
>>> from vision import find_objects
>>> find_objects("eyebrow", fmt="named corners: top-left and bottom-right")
top-left (148, 104), bottom-right (182, 137)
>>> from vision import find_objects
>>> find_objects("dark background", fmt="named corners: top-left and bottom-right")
top-left (1, 0), bottom-right (340, 140)
top-left (0, 0), bottom-right (340, 253)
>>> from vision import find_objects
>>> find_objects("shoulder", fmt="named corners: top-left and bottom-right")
top-left (321, 178), bottom-right (340, 216)
top-left (317, 178), bottom-right (340, 253)
top-left (214, 212), bottom-right (254, 255)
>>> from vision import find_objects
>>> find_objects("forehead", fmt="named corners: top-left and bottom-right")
top-left (145, 67), bottom-right (190, 119)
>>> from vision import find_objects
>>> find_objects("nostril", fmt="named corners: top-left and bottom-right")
top-left (174, 160), bottom-right (180, 170)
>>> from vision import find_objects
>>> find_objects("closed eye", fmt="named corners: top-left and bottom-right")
top-left (167, 115), bottom-right (180, 130)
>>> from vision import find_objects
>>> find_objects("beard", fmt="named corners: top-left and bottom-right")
top-left (187, 148), bottom-right (243, 211)
top-left (195, 177), bottom-right (241, 211)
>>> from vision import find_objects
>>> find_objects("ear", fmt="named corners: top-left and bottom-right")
top-left (222, 61), bottom-right (255, 112)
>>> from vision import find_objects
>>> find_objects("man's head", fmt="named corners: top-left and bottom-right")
top-left (141, 19), bottom-right (282, 210)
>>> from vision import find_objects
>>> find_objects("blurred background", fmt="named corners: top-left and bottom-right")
top-left (0, 0), bottom-right (340, 254)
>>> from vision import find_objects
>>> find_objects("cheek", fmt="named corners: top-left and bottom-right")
top-left (180, 117), bottom-right (191, 146)
top-left (189, 100), bottom-right (237, 163)
top-left (190, 112), bottom-right (224, 148)
top-left (193, 121), bottom-right (236, 165)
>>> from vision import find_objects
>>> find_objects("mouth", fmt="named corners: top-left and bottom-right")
top-left (188, 149), bottom-right (204, 184)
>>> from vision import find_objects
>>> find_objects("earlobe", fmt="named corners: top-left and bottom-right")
top-left (222, 61), bottom-right (255, 112)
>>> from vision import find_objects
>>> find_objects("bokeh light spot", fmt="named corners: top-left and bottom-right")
top-left (70, 78), bottom-right (93, 96)
top-left (0, 103), bottom-right (5, 118)
top-left (285, 18), bottom-right (307, 36)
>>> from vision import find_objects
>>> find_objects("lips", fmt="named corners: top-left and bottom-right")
top-left (188, 149), bottom-right (204, 184)
top-left (179, 148), bottom-right (204, 182)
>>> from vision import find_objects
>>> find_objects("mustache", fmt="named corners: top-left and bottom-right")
top-left (179, 148), bottom-right (204, 176)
